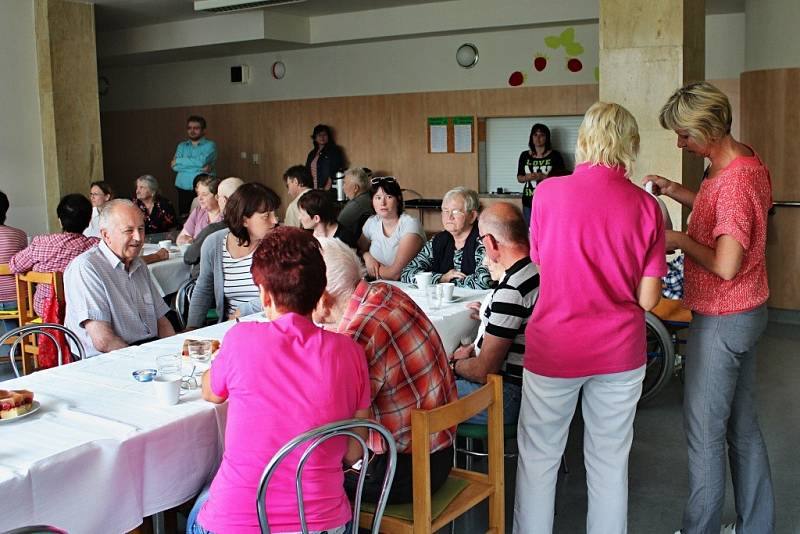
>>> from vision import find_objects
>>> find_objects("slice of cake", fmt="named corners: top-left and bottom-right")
top-left (0, 389), bottom-right (34, 419)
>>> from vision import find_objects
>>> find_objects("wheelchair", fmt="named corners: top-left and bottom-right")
top-left (640, 298), bottom-right (692, 404)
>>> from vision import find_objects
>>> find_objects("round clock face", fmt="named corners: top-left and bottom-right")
top-left (272, 61), bottom-right (286, 79)
top-left (456, 43), bottom-right (479, 69)
top-left (98, 75), bottom-right (110, 96)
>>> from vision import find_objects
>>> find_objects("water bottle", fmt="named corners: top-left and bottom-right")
top-left (335, 171), bottom-right (345, 201)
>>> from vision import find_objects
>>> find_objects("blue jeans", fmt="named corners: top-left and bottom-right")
top-left (456, 378), bottom-right (522, 424)
top-left (186, 482), bottom-right (352, 534)
top-left (0, 300), bottom-right (18, 357)
top-left (682, 305), bottom-right (774, 534)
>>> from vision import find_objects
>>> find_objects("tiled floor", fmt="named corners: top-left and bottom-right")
top-left (453, 320), bottom-right (800, 533)
top-left (3, 320), bottom-right (798, 533)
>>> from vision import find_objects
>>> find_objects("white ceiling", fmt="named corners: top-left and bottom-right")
top-left (92, 0), bottom-right (745, 32)
top-left (93, 0), bottom-right (452, 31)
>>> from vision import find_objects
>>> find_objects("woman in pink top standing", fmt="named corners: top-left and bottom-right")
top-left (646, 82), bottom-right (774, 534)
top-left (187, 226), bottom-right (371, 534)
top-left (513, 102), bottom-right (665, 534)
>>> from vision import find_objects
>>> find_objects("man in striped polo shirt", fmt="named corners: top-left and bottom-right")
top-left (450, 202), bottom-right (539, 424)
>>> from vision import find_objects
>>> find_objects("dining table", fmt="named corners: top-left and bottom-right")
top-left (0, 281), bottom-right (488, 533)
top-left (141, 243), bottom-right (191, 297)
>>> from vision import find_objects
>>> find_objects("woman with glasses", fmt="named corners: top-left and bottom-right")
top-left (358, 176), bottom-right (426, 280)
top-left (514, 102), bottom-right (665, 533)
top-left (187, 183), bottom-right (281, 327)
top-left (298, 190), bottom-right (358, 248)
top-left (400, 187), bottom-right (491, 289)
top-left (84, 181), bottom-right (113, 238)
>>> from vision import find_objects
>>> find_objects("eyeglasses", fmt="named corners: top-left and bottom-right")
top-left (477, 233), bottom-right (493, 244)
top-left (370, 176), bottom-right (396, 185)
top-left (441, 208), bottom-right (466, 218)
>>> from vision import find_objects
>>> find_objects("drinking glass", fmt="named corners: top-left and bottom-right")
top-left (187, 340), bottom-right (212, 363)
top-left (156, 354), bottom-right (181, 376)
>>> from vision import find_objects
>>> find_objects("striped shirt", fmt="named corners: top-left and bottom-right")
top-left (0, 225), bottom-right (28, 302)
top-left (477, 257), bottom-right (539, 368)
top-left (221, 240), bottom-right (259, 317)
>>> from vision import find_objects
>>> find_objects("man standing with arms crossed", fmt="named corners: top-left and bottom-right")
top-left (171, 115), bottom-right (217, 217)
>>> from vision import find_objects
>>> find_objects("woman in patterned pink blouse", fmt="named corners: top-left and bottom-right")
top-left (645, 81), bottom-right (774, 534)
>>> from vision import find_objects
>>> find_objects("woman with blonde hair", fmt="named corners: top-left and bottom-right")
top-left (646, 81), bottom-right (774, 534)
top-left (514, 102), bottom-right (666, 534)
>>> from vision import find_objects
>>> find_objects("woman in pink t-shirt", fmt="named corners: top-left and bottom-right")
top-left (187, 227), bottom-right (371, 534)
top-left (645, 81), bottom-right (774, 534)
top-left (177, 175), bottom-right (222, 245)
top-left (514, 102), bottom-right (665, 534)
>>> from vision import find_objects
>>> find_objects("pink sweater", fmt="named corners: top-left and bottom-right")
top-left (525, 163), bottom-right (666, 378)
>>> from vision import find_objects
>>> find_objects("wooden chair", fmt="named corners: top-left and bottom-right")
top-left (360, 374), bottom-right (505, 534)
top-left (0, 264), bottom-right (24, 371)
top-left (14, 271), bottom-right (65, 374)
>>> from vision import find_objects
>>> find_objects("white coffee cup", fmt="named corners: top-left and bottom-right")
top-left (439, 282), bottom-right (455, 302)
top-left (415, 272), bottom-right (433, 290)
top-left (158, 239), bottom-right (172, 250)
top-left (154, 374), bottom-right (181, 406)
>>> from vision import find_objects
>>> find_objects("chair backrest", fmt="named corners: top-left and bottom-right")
top-left (411, 374), bottom-right (504, 532)
top-left (257, 418), bottom-right (397, 534)
top-left (173, 277), bottom-right (196, 330)
top-left (0, 526), bottom-right (67, 534)
top-left (0, 324), bottom-right (86, 378)
top-left (15, 271), bottom-right (64, 326)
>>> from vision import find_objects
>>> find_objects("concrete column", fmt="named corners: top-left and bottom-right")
top-left (34, 0), bottom-right (103, 231)
top-left (599, 0), bottom-right (705, 227)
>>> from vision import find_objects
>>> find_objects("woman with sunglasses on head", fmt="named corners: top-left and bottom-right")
top-left (358, 176), bottom-right (426, 280)
top-left (400, 187), bottom-right (492, 289)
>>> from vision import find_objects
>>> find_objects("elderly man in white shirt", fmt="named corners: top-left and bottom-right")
top-left (65, 199), bottom-right (175, 356)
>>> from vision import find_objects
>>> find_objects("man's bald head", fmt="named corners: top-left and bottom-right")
top-left (217, 177), bottom-right (245, 212)
top-left (478, 202), bottom-right (529, 249)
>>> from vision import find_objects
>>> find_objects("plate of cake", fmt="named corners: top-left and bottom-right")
top-left (0, 389), bottom-right (39, 423)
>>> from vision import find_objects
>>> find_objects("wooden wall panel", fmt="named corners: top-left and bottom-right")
top-left (741, 68), bottom-right (800, 310)
top-left (766, 208), bottom-right (800, 310)
top-left (741, 69), bottom-right (800, 201)
top-left (100, 84), bottom-right (599, 212)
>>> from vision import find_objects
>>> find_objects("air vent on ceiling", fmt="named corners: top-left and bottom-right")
top-left (194, 0), bottom-right (305, 14)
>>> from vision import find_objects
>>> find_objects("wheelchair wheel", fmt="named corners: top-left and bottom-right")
top-left (639, 311), bottom-right (675, 405)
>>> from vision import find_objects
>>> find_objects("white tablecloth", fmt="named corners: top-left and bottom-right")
top-left (142, 244), bottom-right (191, 297)
top-left (385, 281), bottom-right (487, 353)
top-left (0, 283), bottom-right (487, 533)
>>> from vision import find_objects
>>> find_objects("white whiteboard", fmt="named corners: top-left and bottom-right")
top-left (482, 116), bottom-right (584, 194)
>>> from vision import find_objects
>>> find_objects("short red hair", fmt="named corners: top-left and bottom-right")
top-left (251, 226), bottom-right (326, 315)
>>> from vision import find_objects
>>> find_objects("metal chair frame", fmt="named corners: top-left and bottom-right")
top-left (172, 277), bottom-right (196, 331)
top-left (257, 419), bottom-right (397, 534)
top-left (0, 525), bottom-right (67, 534)
top-left (0, 324), bottom-right (85, 378)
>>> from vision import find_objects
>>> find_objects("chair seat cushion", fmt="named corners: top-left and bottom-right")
top-left (360, 476), bottom-right (469, 521)
top-left (457, 423), bottom-right (517, 440)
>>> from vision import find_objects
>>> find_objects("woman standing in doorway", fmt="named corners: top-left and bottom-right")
top-left (305, 124), bottom-right (345, 190)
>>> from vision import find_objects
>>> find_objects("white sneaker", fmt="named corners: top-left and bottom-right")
top-left (720, 524), bottom-right (736, 534)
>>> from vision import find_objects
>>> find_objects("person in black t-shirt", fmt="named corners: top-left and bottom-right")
top-left (516, 123), bottom-right (567, 226)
